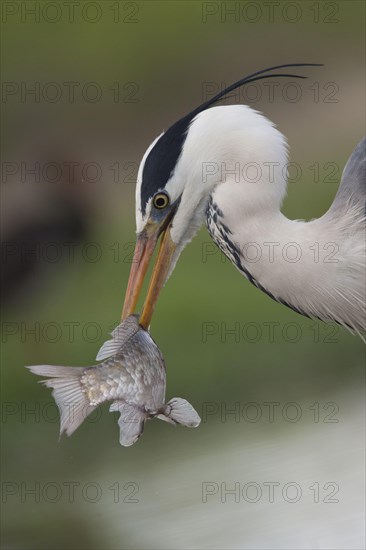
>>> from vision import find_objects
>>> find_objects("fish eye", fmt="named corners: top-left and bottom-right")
top-left (153, 192), bottom-right (170, 209)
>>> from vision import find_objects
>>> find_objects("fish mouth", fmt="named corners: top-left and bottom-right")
top-left (121, 212), bottom-right (177, 330)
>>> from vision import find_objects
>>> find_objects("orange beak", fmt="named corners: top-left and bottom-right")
top-left (121, 222), bottom-right (177, 329)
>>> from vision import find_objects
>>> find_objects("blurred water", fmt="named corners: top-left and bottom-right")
top-left (2, 377), bottom-right (364, 549)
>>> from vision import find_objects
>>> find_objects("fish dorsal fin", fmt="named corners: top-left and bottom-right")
top-left (96, 315), bottom-right (140, 361)
top-left (96, 339), bottom-right (119, 361)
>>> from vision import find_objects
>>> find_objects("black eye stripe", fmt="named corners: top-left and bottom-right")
top-left (140, 116), bottom-right (192, 216)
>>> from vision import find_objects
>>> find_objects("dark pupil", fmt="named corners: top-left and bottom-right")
top-left (155, 196), bottom-right (166, 207)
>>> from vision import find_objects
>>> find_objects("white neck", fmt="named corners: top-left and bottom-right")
top-left (182, 106), bottom-right (365, 333)
top-left (208, 169), bottom-right (365, 334)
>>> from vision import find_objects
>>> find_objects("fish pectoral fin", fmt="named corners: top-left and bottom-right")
top-left (110, 401), bottom-right (146, 447)
top-left (162, 398), bottom-right (201, 428)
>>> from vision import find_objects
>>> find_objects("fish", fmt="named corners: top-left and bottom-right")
top-left (27, 315), bottom-right (201, 446)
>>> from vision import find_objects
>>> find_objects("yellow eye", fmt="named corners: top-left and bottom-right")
top-left (153, 192), bottom-right (170, 209)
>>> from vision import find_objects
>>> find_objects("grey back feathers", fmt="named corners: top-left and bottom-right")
top-left (329, 137), bottom-right (366, 215)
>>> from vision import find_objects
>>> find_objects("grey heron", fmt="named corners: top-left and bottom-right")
top-left (121, 64), bottom-right (366, 338)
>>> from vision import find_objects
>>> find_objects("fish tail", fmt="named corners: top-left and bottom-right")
top-left (26, 365), bottom-right (95, 437)
top-left (110, 401), bottom-right (146, 447)
top-left (160, 398), bottom-right (201, 428)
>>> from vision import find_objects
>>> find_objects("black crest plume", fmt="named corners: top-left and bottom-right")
top-left (140, 63), bottom-right (323, 215)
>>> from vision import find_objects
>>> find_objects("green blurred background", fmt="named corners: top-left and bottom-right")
top-left (1, 1), bottom-right (365, 548)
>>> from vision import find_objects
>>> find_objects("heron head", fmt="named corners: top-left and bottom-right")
top-left (121, 64), bottom-right (321, 328)
top-left (122, 104), bottom-right (287, 329)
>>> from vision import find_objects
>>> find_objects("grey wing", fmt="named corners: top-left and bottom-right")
top-left (329, 137), bottom-right (366, 215)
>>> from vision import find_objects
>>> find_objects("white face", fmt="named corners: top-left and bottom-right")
top-left (135, 133), bottom-right (209, 248)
